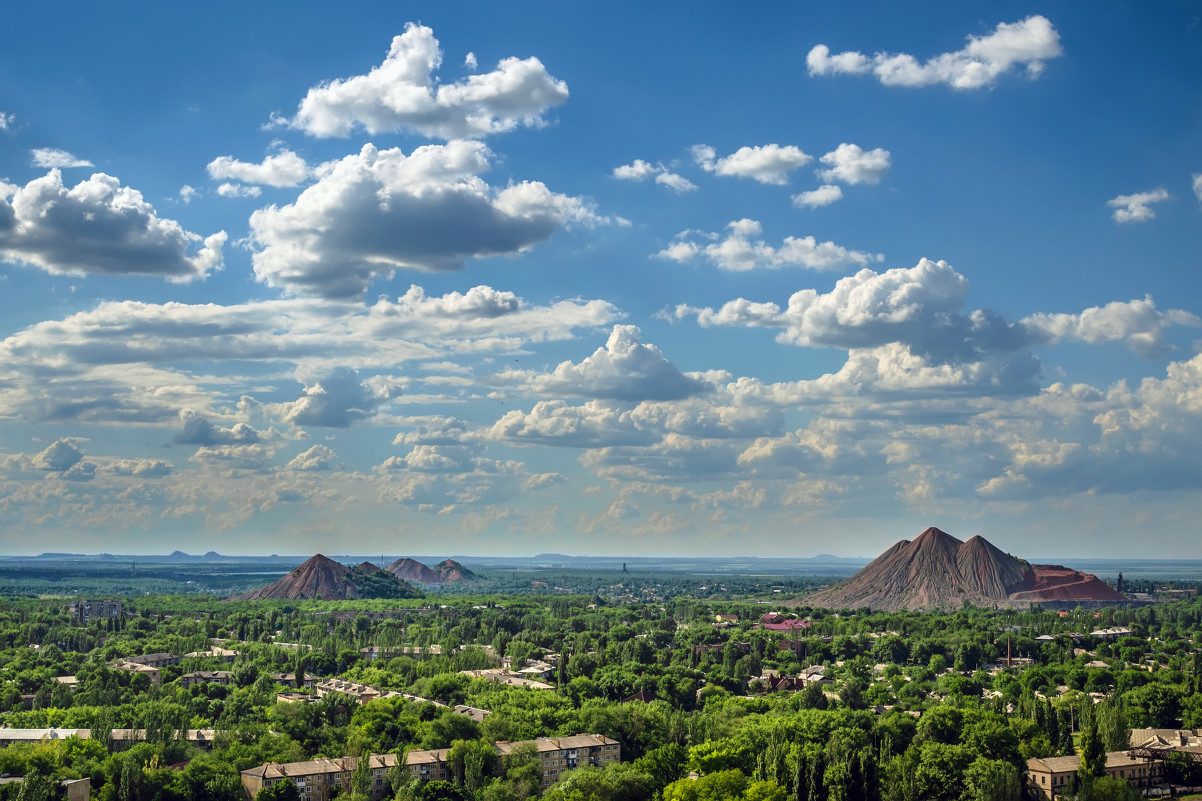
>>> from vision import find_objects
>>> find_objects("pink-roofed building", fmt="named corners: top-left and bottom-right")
top-left (757, 613), bottom-right (811, 632)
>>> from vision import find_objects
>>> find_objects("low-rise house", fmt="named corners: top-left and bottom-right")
top-left (110, 729), bottom-right (218, 752)
top-left (366, 645), bottom-right (442, 660)
top-left (801, 665), bottom-right (830, 685)
top-left (241, 753), bottom-right (400, 801)
top-left (459, 669), bottom-right (554, 690)
top-left (760, 619), bottom-right (811, 632)
top-left (315, 679), bottom-right (379, 704)
top-left (516, 661), bottom-right (555, 680)
top-left (270, 672), bottom-right (317, 690)
top-left (754, 673), bottom-right (804, 692)
top-left (777, 639), bottom-right (807, 656)
top-left (61, 778), bottom-right (91, 801)
top-left (358, 646), bottom-right (401, 662)
top-left (276, 692), bottom-right (313, 704)
top-left (404, 748), bottom-right (451, 783)
top-left (1130, 728), bottom-right (1202, 748)
top-left (54, 676), bottom-right (80, 691)
top-left (119, 652), bottom-right (180, 668)
top-left (388, 691), bottom-right (447, 708)
top-left (184, 647), bottom-right (239, 662)
top-left (113, 661), bottom-right (162, 687)
top-left (755, 612), bottom-right (811, 632)
top-left (0, 728), bottom-right (219, 753)
top-left (180, 671), bottom-right (234, 688)
top-left (498, 735), bottom-right (621, 790)
top-left (1026, 751), bottom-right (1162, 798)
top-left (0, 729), bottom-right (90, 747)
top-left (271, 641), bottom-right (314, 652)
top-left (246, 734), bottom-right (619, 797)
top-left (452, 705), bottom-right (490, 723)
top-left (0, 777), bottom-right (90, 801)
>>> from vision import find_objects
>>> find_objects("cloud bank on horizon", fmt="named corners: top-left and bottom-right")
top-left (0, 4), bottom-right (1199, 559)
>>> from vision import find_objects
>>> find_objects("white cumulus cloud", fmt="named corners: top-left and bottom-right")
top-left (807, 15), bottom-right (1063, 90)
top-left (0, 170), bottom-right (226, 281)
top-left (216, 183), bottom-right (262, 198)
top-left (287, 444), bottom-right (341, 471)
top-left (657, 219), bottom-right (880, 272)
top-left (612, 159), bottom-right (696, 193)
top-left (818, 144), bottom-right (892, 185)
top-left (282, 23), bottom-right (569, 139)
top-left (792, 184), bottom-right (843, 208)
top-left (0, 112), bottom-right (13, 131)
top-left (692, 144), bottom-right (811, 185)
top-left (31, 148), bottom-right (93, 168)
top-left (1021, 297), bottom-right (1200, 357)
top-left (279, 367), bottom-right (401, 428)
top-left (1107, 187), bottom-right (1169, 223)
top-left (207, 149), bottom-right (311, 187)
top-left (511, 324), bottom-right (718, 402)
top-left (672, 258), bottom-right (1031, 370)
top-left (32, 439), bottom-right (84, 471)
top-left (250, 141), bottom-right (610, 298)
top-left (173, 412), bottom-right (267, 446)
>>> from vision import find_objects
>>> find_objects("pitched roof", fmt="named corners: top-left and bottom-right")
top-left (1027, 750), bottom-right (1152, 774)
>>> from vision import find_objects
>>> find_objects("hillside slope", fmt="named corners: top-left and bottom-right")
top-left (434, 559), bottom-right (478, 582)
top-left (239, 554), bottom-right (422, 600)
top-left (807, 527), bottom-right (1123, 610)
top-left (386, 557), bottom-right (444, 584)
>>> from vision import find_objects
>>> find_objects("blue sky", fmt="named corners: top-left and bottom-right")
top-left (1, 1), bottom-right (1200, 558)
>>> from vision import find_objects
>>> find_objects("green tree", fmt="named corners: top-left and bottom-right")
top-left (497, 742), bottom-right (542, 801)
top-left (961, 758), bottom-right (1021, 801)
top-left (1078, 703), bottom-right (1107, 788)
top-left (687, 739), bottom-right (753, 776)
top-left (1096, 696), bottom-right (1131, 752)
top-left (663, 769), bottom-right (748, 801)
top-left (634, 743), bottom-right (687, 792)
top-left (743, 780), bottom-right (787, 801)
top-left (421, 710), bottom-right (481, 749)
top-left (1076, 776), bottom-right (1142, 801)
top-left (917, 706), bottom-right (963, 745)
top-left (447, 739), bottom-right (497, 793)
top-left (799, 682), bottom-right (828, 711)
top-left (542, 763), bottom-right (655, 801)
top-left (349, 752), bottom-right (372, 799)
top-left (15, 770), bottom-right (53, 801)
top-left (255, 780), bottom-right (301, 801)
top-left (421, 780), bottom-right (470, 801)
top-left (912, 743), bottom-right (972, 801)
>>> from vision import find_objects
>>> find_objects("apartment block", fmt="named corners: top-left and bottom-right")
top-left (245, 734), bottom-right (621, 799)
top-left (241, 754), bottom-right (400, 801)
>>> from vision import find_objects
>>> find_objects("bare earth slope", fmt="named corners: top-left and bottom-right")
top-left (434, 559), bottom-right (478, 582)
top-left (386, 557), bottom-right (444, 584)
top-left (806, 527), bottom-right (1123, 611)
top-left (239, 554), bottom-right (420, 600)
top-left (1010, 565), bottom-right (1125, 603)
